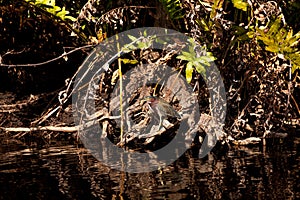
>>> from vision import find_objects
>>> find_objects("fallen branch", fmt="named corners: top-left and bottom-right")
top-left (0, 44), bottom-right (94, 67)
top-left (232, 137), bottom-right (261, 146)
top-left (0, 114), bottom-right (120, 133)
top-left (1, 126), bottom-right (78, 132)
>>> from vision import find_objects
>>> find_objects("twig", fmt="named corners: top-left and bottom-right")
top-left (0, 44), bottom-right (94, 67)
top-left (1, 126), bottom-right (78, 133)
top-left (232, 137), bottom-right (261, 146)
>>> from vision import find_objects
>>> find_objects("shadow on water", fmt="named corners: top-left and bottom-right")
top-left (0, 134), bottom-right (299, 200)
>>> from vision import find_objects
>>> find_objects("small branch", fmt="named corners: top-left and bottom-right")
top-left (1, 126), bottom-right (78, 133)
top-left (0, 45), bottom-right (95, 67)
top-left (1, 115), bottom-right (120, 133)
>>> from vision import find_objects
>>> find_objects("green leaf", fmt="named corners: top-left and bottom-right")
top-left (137, 41), bottom-right (151, 49)
top-left (267, 17), bottom-right (282, 36)
top-left (57, 7), bottom-right (67, 19)
top-left (265, 45), bottom-right (279, 53)
top-left (232, 0), bottom-right (248, 11)
top-left (177, 51), bottom-right (195, 61)
top-left (155, 38), bottom-right (167, 45)
top-left (195, 63), bottom-right (205, 74)
top-left (128, 35), bottom-right (138, 41)
top-left (292, 63), bottom-right (300, 73)
top-left (64, 15), bottom-right (77, 21)
top-left (27, 0), bottom-right (75, 22)
top-left (176, 55), bottom-right (189, 61)
top-left (49, 0), bottom-right (55, 7)
top-left (288, 32), bottom-right (300, 47)
top-left (186, 62), bottom-right (194, 83)
top-left (286, 29), bottom-right (294, 40)
top-left (159, 0), bottom-right (184, 19)
top-left (210, 0), bottom-right (224, 19)
top-left (143, 30), bottom-right (147, 37)
top-left (199, 55), bottom-right (214, 63)
top-left (120, 58), bottom-right (138, 64)
top-left (196, 19), bottom-right (210, 31)
top-left (278, 28), bottom-right (288, 40)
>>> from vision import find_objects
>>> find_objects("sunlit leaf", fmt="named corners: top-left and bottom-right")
top-left (143, 30), bottom-right (147, 37)
top-left (128, 35), bottom-right (138, 41)
top-left (265, 45), bottom-right (279, 53)
top-left (186, 62), bottom-right (194, 83)
top-left (57, 7), bottom-right (67, 19)
top-left (176, 55), bottom-right (189, 61)
top-left (155, 38), bottom-right (167, 45)
top-left (267, 17), bottom-right (282, 36)
top-left (232, 0), bottom-right (248, 11)
top-left (210, 0), bottom-right (224, 19)
top-left (120, 58), bottom-right (138, 64)
top-left (286, 29), bottom-right (294, 40)
top-left (64, 15), bottom-right (76, 21)
top-left (137, 41), bottom-right (151, 49)
top-left (292, 63), bottom-right (300, 73)
top-left (246, 31), bottom-right (255, 39)
top-left (195, 63), bottom-right (205, 74)
top-left (206, 52), bottom-right (217, 60)
top-left (177, 51), bottom-right (195, 61)
top-left (196, 19), bottom-right (210, 31)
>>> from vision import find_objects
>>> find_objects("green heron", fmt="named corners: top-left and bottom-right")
top-left (143, 96), bottom-right (181, 129)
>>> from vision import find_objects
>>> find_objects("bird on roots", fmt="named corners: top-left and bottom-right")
top-left (143, 96), bottom-right (181, 130)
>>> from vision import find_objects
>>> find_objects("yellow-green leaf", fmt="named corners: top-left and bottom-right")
top-left (64, 15), bottom-right (77, 21)
top-left (286, 29), bottom-right (294, 40)
top-left (128, 35), bottom-right (138, 41)
top-left (120, 58), bottom-right (138, 64)
top-left (196, 19), bottom-right (210, 32)
top-left (265, 45), bottom-right (279, 53)
top-left (186, 62), bottom-right (194, 83)
top-left (195, 63), bottom-right (205, 74)
top-left (292, 64), bottom-right (300, 73)
top-left (246, 31), bottom-right (255, 39)
top-left (232, 0), bottom-right (248, 11)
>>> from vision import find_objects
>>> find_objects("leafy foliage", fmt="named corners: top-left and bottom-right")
top-left (231, 0), bottom-right (248, 11)
top-left (159, 0), bottom-right (184, 20)
top-left (177, 39), bottom-right (216, 83)
top-left (1, 0), bottom-right (299, 141)
top-left (210, 0), bottom-right (224, 19)
top-left (123, 33), bottom-right (155, 52)
top-left (120, 58), bottom-right (138, 65)
top-left (26, 0), bottom-right (76, 21)
top-left (248, 16), bottom-right (300, 73)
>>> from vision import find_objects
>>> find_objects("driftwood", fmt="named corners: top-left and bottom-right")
top-left (232, 137), bottom-right (261, 146)
top-left (1, 126), bottom-right (78, 133)
top-left (0, 111), bottom-right (119, 133)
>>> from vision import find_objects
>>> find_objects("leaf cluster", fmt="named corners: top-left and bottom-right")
top-left (159, 0), bottom-right (184, 20)
top-left (231, 0), bottom-right (248, 12)
top-left (177, 39), bottom-right (216, 83)
top-left (26, 0), bottom-right (76, 21)
top-left (247, 16), bottom-right (300, 73)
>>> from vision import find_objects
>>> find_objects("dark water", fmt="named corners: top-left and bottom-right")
top-left (0, 135), bottom-right (299, 200)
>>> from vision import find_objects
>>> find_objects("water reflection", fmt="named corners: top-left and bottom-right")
top-left (0, 136), bottom-right (299, 199)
